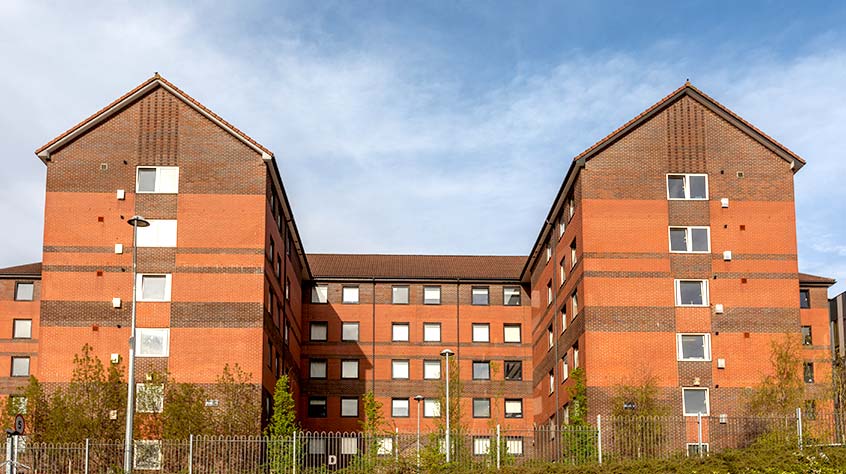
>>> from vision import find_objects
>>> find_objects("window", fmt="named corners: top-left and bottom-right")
top-left (804, 362), bottom-right (815, 383)
top-left (311, 284), bottom-right (328, 303)
top-left (561, 355), bottom-right (569, 381)
top-left (341, 397), bottom-right (359, 417)
top-left (392, 323), bottom-right (409, 342)
top-left (548, 370), bottom-right (555, 394)
top-left (687, 444), bottom-right (709, 456)
top-left (677, 334), bottom-right (711, 361)
top-left (310, 322), bottom-right (328, 341)
top-left (342, 322), bottom-right (359, 342)
top-left (800, 290), bottom-right (811, 309)
top-left (308, 439), bottom-right (327, 455)
top-left (340, 438), bottom-right (358, 455)
top-left (546, 244), bottom-right (552, 263)
top-left (12, 320), bottom-right (31, 339)
top-left (423, 323), bottom-right (441, 342)
top-left (473, 361), bottom-right (491, 380)
top-left (309, 360), bottom-right (327, 379)
top-left (342, 286), bottom-right (359, 304)
top-left (558, 213), bottom-right (566, 238)
top-left (14, 282), bottom-right (33, 301)
top-left (285, 279), bottom-right (290, 301)
top-left (136, 219), bottom-right (177, 247)
top-left (134, 440), bottom-right (163, 471)
top-left (570, 240), bottom-right (577, 268)
top-left (392, 360), bottom-right (409, 379)
top-left (274, 257), bottom-right (281, 278)
top-left (423, 360), bottom-right (441, 379)
top-left (573, 343), bottom-right (579, 369)
top-left (392, 286), bottom-right (409, 304)
top-left (559, 258), bottom-right (566, 286)
top-left (308, 397), bottom-right (327, 417)
top-left (568, 196), bottom-right (575, 220)
top-left (423, 286), bottom-right (441, 305)
top-left (472, 287), bottom-right (489, 305)
top-left (504, 399), bottom-right (523, 418)
top-left (377, 438), bottom-right (394, 455)
top-left (136, 166), bottom-right (179, 193)
top-left (682, 388), bottom-right (709, 416)
top-left (572, 293), bottom-right (578, 316)
top-left (667, 174), bottom-right (708, 200)
top-left (675, 280), bottom-right (708, 306)
top-left (423, 399), bottom-right (440, 417)
top-left (11, 357), bottom-right (29, 377)
top-left (503, 324), bottom-right (521, 343)
top-left (503, 287), bottom-right (521, 306)
top-left (392, 398), bottom-right (409, 417)
top-left (341, 360), bottom-right (359, 379)
top-left (506, 437), bottom-right (524, 456)
top-left (473, 437), bottom-right (491, 456)
top-left (801, 326), bottom-right (812, 346)
top-left (137, 274), bottom-right (171, 302)
top-left (137, 328), bottom-right (169, 357)
top-left (473, 398), bottom-right (491, 418)
top-left (669, 227), bottom-right (711, 253)
top-left (504, 361), bottom-right (522, 381)
top-left (136, 383), bottom-right (164, 413)
top-left (472, 323), bottom-right (490, 342)
top-left (9, 396), bottom-right (26, 415)
top-left (547, 281), bottom-right (553, 306)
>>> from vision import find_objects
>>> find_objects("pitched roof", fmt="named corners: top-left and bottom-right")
top-left (308, 254), bottom-right (526, 280)
top-left (35, 74), bottom-right (273, 161)
top-left (0, 262), bottom-right (42, 278)
top-left (799, 272), bottom-right (836, 286)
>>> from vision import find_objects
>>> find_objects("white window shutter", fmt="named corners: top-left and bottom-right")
top-left (158, 167), bottom-right (179, 193)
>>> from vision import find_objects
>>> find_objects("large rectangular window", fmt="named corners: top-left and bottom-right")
top-left (342, 286), bottom-right (359, 304)
top-left (12, 320), bottom-right (31, 339)
top-left (311, 285), bottom-right (328, 303)
top-left (392, 286), bottom-right (409, 304)
top-left (675, 280), bottom-right (708, 306)
top-left (341, 397), bottom-right (359, 417)
top-left (392, 323), bottom-right (409, 342)
top-left (667, 174), bottom-right (708, 200)
top-left (308, 397), bottom-right (327, 418)
top-left (423, 323), bottom-right (441, 342)
top-left (423, 286), bottom-right (441, 305)
top-left (669, 227), bottom-right (711, 253)
top-left (423, 360), bottom-right (441, 380)
top-left (136, 166), bottom-right (179, 193)
top-left (310, 322), bottom-right (328, 341)
top-left (472, 361), bottom-right (491, 380)
top-left (677, 334), bottom-right (711, 361)
top-left (682, 388), bottom-right (709, 416)
top-left (472, 287), bottom-right (489, 305)
top-left (137, 328), bottom-right (169, 357)
top-left (392, 360), bottom-right (409, 379)
top-left (472, 398), bottom-right (491, 418)
top-left (341, 360), bottom-right (359, 379)
top-left (472, 323), bottom-right (490, 343)
top-left (392, 399), bottom-right (409, 417)
top-left (423, 399), bottom-right (440, 418)
top-left (342, 322), bottom-right (359, 342)
top-left (136, 220), bottom-right (177, 248)
top-left (504, 361), bottom-right (522, 381)
top-left (10, 357), bottom-right (29, 377)
top-left (503, 287), bottom-right (521, 306)
top-left (14, 282), bottom-right (34, 301)
top-left (137, 274), bottom-right (172, 302)
top-left (310, 360), bottom-right (327, 379)
top-left (504, 399), bottom-right (523, 418)
top-left (503, 324), bottom-right (521, 343)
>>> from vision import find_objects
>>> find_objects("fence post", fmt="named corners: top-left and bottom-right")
top-left (84, 438), bottom-right (90, 474)
top-left (188, 434), bottom-right (193, 474)
top-left (5, 436), bottom-right (10, 474)
top-left (395, 427), bottom-right (399, 464)
top-left (596, 415), bottom-right (603, 465)
top-left (796, 407), bottom-right (803, 450)
top-left (697, 413), bottom-right (703, 458)
top-left (496, 424), bottom-right (501, 470)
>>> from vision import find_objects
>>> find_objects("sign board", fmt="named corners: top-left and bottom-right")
top-left (14, 414), bottom-right (25, 435)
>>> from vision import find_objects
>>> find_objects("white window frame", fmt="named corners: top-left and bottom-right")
top-left (310, 360), bottom-right (327, 379)
top-left (686, 443), bottom-right (710, 457)
top-left (504, 399), bottom-right (523, 418)
top-left (10, 357), bottom-right (29, 377)
top-left (548, 370), bottom-right (555, 394)
top-left (136, 274), bottom-right (172, 302)
top-left (135, 219), bottom-right (177, 248)
top-left (14, 282), bottom-right (34, 301)
top-left (342, 286), bottom-right (359, 304)
top-left (506, 437), bottom-right (524, 456)
top-left (668, 226), bottom-right (711, 253)
top-left (675, 279), bottom-right (709, 307)
top-left (666, 173), bottom-right (709, 200)
top-left (472, 323), bottom-right (490, 343)
top-left (310, 322), bottom-right (328, 341)
top-left (503, 287), bottom-right (521, 306)
top-left (423, 323), bottom-right (441, 342)
top-left (136, 166), bottom-right (179, 194)
top-left (423, 286), bottom-right (441, 305)
top-left (311, 285), bottom-right (328, 304)
top-left (392, 323), bottom-right (410, 342)
top-left (676, 333), bottom-right (712, 361)
top-left (423, 360), bottom-right (441, 380)
top-left (471, 287), bottom-right (490, 305)
top-left (682, 387), bottom-right (710, 416)
top-left (503, 324), bottom-right (521, 343)
top-left (473, 437), bottom-right (491, 455)
top-left (136, 328), bottom-right (170, 357)
top-left (392, 360), bottom-right (409, 379)
top-left (341, 359), bottom-right (359, 379)
top-left (342, 322), bottom-right (359, 342)
top-left (136, 383), bottom-right (164, 413)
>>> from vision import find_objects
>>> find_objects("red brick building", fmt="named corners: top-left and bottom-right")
top-left (0, 76), bottom-right (835, 434)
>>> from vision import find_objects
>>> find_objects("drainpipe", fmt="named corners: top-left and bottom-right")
top-left (547, 220), bottom-right (560, 458)
top-left (372, 278), bottom-right (376, 394)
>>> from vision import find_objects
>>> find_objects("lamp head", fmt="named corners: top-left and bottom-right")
top-left (414, 395), bottom-right (424, 401)
top-left (127, 215), bottom-right (150, 227)
top-left (440, 349), bottom-right (454, 357)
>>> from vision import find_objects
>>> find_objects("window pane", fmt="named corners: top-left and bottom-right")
top-left (506, 437), bottom-right (523, 455)
top-left (423, 323), bottom-right (441, 342)
top-left (309, 361), bottom-right (326, 378)
top-left (504, 361), bottom-right (522, 381)
top-left (136, 220), bottom-right (177, 247)
top-left (308, 398), bottom-right (327, 417)
top-left (310, 323), bottom-right (327, 341)
top-left (801, 326), bottom-right (812, 345)
top-left (392, 399), bottom-right (409, 417)
top-left (342, 322), bottom-right (359, 341)
top-left (14, 283), bottom-right (34, 301)
top-left (505, 399), bottom-right (522, 418)
top-left (341, 360), bottom-right (359, 379)
top-left (392, 323), bottom-right (409, 341)
top-left (473, 362), bottom-right (490, 380)
top-left (668, 176), bottom-right (685, 198)
top-left (472, 324), bottom-right (489, 342)
top-left (11, 357), bottom-right (29, 377)
top-left (136, 384), bottom-right (164, 413)
top-left (504, 287), bottom-right (521, 306)
top-left (504, 324), bottom-right (521, 343)
top-left (690, 228), bottom-right (709, 252)
top-left (804, 363), bottom-right (815, 383)
top-left (340, 438), bottom-right (358, 455)
top-left (392, 360), bottom-right (409, 379)
top-left (423, 287), bottom-right (441, 304)
top-left (473, 438), bottom-right (490, 455)
top-left (342, 287), bottom-right (359, 303)
top-left (341, 398), bottom-right (358, 417)
top-left (681, 335), bottom-right (706, 359)
top-left (140, 275), bottom-right (167, 300)
top-left (472, 288), bottom-right (489, 305)
top-left (392, 286), bottom-right (409, 304)
top-left (423, 360), bottom-right (441, 379)
top-left (689, 175), bottom-right (707, 199)
top-left (669, 228), bottom-right (688, 251)
top-left (137, 168), bottom-right (157, 192)
top-left (138, 329), bottom-right (169, 357)
top-left (800, 290), bottom-right (810, 309)
top-left (312, 285), bottom-right (328, 303)
top-left (683, 389), bottom-right (708, 415)
top-left (679, 281), bottom-right (704, 305)
top-left (473, 399), bottom-right (491, 418)
top-left (13, 320), bottom-right (32, 339)
top-left (423, 399), bottom-right (441, 417)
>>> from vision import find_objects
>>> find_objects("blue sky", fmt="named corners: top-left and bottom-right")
top-left (1, 1), bottom-right (845, 294)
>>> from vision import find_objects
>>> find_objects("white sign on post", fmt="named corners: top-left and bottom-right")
top-left (14, 415), bottom-right (24, 435)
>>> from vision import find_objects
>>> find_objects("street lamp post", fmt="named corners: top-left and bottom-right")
top-left (414, 394), bottom-right (424, 470)
top-left (124, 215), bottom-right (149, 474)
top-left (440, 349), bottom-right (454, 463)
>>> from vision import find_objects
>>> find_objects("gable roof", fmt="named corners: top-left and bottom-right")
top-left (309, 254), bottom-right (526, 281)
top-left (0, 262), bottom-right (42, 278)
top-left (799, 272), bottom-right (836, 287)
top-left (35, 74), bottom-right (273, 162)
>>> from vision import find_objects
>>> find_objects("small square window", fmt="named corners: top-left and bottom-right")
top-left (423, 399), bottom-right (441, 417)
top-left (308, 397), bottom-right (327, 418)
top-left (392, 398), bottom-right (409, 417)
top-left (669, 227), bottom-right (711, 253)
top-left (341, 360), bottom-right (359, 379)
top-left (311, 285), bottom-right (328, 303)
top-left (137, 328), bottom-right (169, 357)
top-left (503, 287), bottom-right (521, 306)
top-left (472, 287), bottom-right (489, 305)
top-left (473, 398), bottom-right (491, 418)
top-left (676, 280), bottom-right (708, 306)
top-left (504, 399), bottom-right (523, 418)
top-left (801, 326), bottom-right (812, 346)
top-left (506, 437), bottom-right (523, 456)
top-left (472, 323), bottom-right (490, 343)
top-left (473, 361), bottom-right (490, 380)
top-left (423, 323), bottom-right (441, 342)
top-left (392, 286), bottom-right (409, 304)
top-left (12, 320), bottom-right (32, 339)
top-left (503, 324), bottom-right (521, 343)
top-left (423, 286), bottom-right (441, 305)
top-left (342, 322), bottom-right (359, 342)
top-left (136, 383), bottom-right (164, 413)
top-left (341, 397), bottom-right (359, 417)
top-left (392, 323), bottom-right (409, 342)
top-left (14, 282), bottom-right (34, 301)
top-left (342, 286), bottom-right (359, 304)
top-left (423, 360), bottom-right (441, 379)
top-left (473, 437), bottom-right (491, 456)
top-left (804, 362), bottom-right (815, 384)
top-left (392, 360), bottom-right (409, 379)
top-left (138, 274), bottom-right (170, 302)
top-left (504, 360), bottom-right (522, 381)
top-left (310, 360), bottom-right (327, 379)
top-left (11, 357), bottom-right (29, 377)
top-left (682, 388), bottom-right (709, 416)
top-left (310, 322), bottom-right (328, 341)
top-left (677, 334), bottom-right (711, 361)
top-left (800, 290), bottom-right (811, 309)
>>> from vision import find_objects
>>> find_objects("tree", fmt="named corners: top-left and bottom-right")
top-left (562, 367), bottom-right (595, 463)
top-left (747, 336), bottom-right (804, 417)
top-left (162, 381), bottom-right (213, 439)
top-left (609, 375), bottom-right (671, 459)
top-left (214, 364), bottom-right (261, 435)
top-left (264, 376), bottom-right (299, 472)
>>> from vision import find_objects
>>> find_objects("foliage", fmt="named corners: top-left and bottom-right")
top-left (608, 375), bottom-right (671, 459)
top-left (161, 380), bottom-right (213, 439)
top-left (214, 363), bottom-right (262, 435)
top-left (422, 356), bottom-right (469, 466)
top-left (264, 376), bottom-right (299, 472)
top-left (746, 336), bottom-right (804, 417)
top-left (562, 367), bottom-right (595, 463)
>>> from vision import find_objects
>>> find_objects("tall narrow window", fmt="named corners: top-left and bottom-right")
top-left (570, 240), bottom-right (577, 268)
top-left (548, 370), bottom-right (555, 394)
top-left (546, 244), bottom-right (552, 263)
top-left (800, 290), bottom-right (811, 309)
top-left (547, 281), bottom-right (553, 306)
top-left (572, 293), bottom-right (578, 317)
top-left (561, 305), bottom-right (567, 333)
top-left (561, 355), bottom-right (569, 381)
top-left (801, 326), bottom-right (812, 346)
top-left (559, 258), bottom-right (566, 286)
top-left (804, 362), bottom-right (815, 383)
top-left (547, 325), bottom-right (554, 351)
